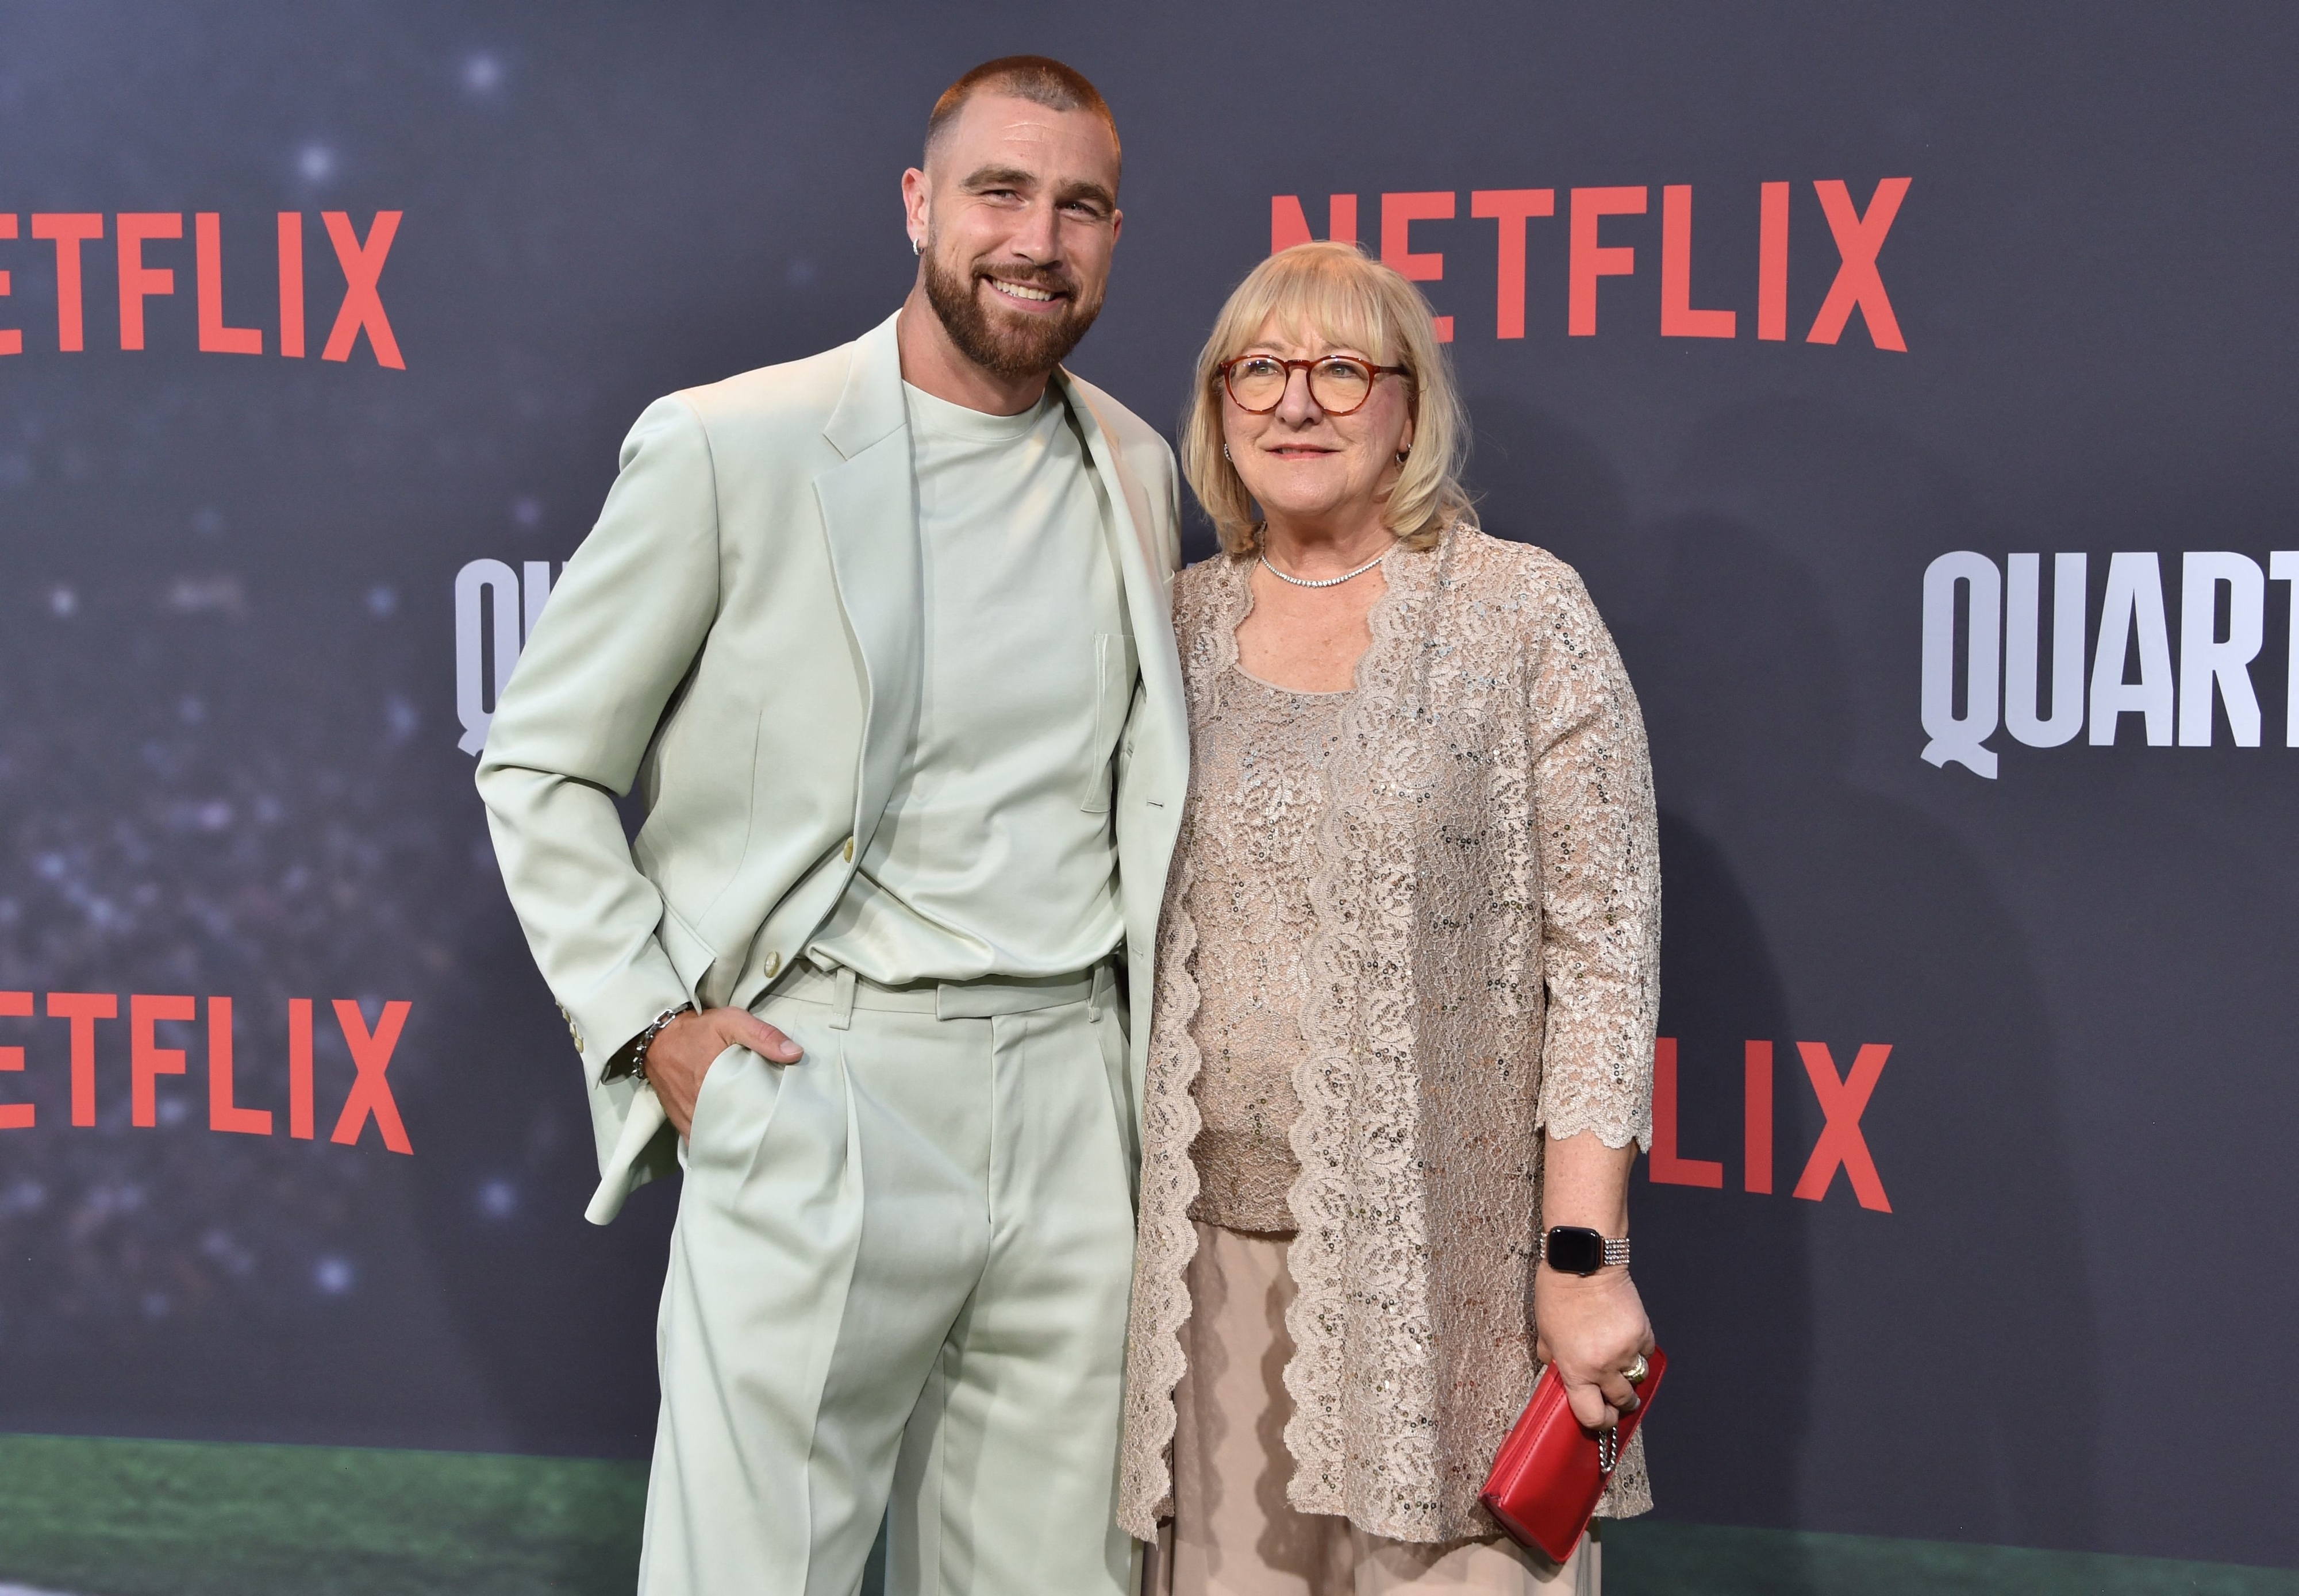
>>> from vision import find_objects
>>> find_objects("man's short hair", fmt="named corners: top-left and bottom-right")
top-left (925, 55), bottom-right (1120, 173)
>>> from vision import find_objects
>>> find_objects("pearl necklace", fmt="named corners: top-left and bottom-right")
top-left (1259, 546), bottom-right (1390, 589)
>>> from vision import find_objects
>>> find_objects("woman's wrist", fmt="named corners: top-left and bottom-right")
top-left (1539, 1129), bottom-right (1636, 1239)
top-left (1537, 1258), bottom-right (1632, 1289)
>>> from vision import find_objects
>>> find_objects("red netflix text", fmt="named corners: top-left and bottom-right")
top-left (1646, 1036), bottom-right (1891, 1212)
top-left (1271, 180), bottom-right (1908, 350)
top-left (0, 210), bottom-right (403, 367)
top-left (0, 991), bottom-right (414, 1154)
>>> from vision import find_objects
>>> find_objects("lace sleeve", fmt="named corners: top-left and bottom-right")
top-left (1526, 561), bottom-right (1660, 1150)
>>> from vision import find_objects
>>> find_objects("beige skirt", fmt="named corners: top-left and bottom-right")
top-left (1144, 1221), bottom-right (1597, 1596)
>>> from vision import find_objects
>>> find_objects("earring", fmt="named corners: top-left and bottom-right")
top-left (1223, 445), bottom-right (1231, 462)
top-left (912, 237), bottom-right (921, 256)
top-left (1395, 446), bottom-right (1411, 464)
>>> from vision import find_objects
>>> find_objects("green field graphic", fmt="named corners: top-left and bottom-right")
top-left (0, 1435), bottom-right (2289, 1595)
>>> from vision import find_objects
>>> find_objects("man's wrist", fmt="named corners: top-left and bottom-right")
top-left (602, 1002), bottom-right (694, 1083)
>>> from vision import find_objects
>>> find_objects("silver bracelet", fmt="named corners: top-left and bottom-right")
top-left (630, 1003), bottom-right (693, 1082)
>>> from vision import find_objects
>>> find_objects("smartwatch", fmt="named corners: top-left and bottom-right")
top-left (1542, 1225), bottom-right (1631, 1276)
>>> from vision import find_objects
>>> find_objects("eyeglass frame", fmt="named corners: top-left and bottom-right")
top-left (1215, 353), bottom-right (1411, 417)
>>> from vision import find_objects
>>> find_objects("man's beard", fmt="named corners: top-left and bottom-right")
top-left (921, 245), bottom-right (1103, 380)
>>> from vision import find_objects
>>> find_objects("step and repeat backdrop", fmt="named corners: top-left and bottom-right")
top-left (1, 0), bottom-right (2293, 1583)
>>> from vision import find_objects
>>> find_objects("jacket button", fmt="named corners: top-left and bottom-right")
top-left (767, 951), bottom-right (782, 977)
top-left (843, 836), bottom-right (855, 862)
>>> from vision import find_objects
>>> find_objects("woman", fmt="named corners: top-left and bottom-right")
top-left (1120, 241), bottom-right (1660, 1594)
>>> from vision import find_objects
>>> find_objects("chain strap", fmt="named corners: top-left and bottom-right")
top-left (630, 1002), bottom-right (693, 1082)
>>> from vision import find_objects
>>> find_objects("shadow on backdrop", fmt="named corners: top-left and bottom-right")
top-left (1468, 389), bottom-right (2100, 1579)
top-left (1633, 505), bottom-right (2100, 1556)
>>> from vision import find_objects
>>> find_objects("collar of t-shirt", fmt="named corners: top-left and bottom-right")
top-left (902, 379), bottom-right (1059, 443)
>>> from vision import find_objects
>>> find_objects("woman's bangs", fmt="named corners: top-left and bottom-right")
top-left (1239, 259), bottom-right (1397, 368)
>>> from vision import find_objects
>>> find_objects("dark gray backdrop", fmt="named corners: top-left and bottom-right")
top-left (1, 0), bottom-right (2292, 1573)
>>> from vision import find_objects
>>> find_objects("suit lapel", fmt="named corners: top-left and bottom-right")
top-left (1058, 372), bottom-right (1187, 1166)
top-left (1058, 373), bottom-right (1187, 810)
top-left (815, 313), bottom-right (920, 856)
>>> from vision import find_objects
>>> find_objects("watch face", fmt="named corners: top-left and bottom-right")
top-left (1546, 1226), bottom-right (1605, 1275)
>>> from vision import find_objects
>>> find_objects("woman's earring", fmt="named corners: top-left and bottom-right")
top-left (1223, 445), bottom-right (1231, 462)
top-left (1395, 446), bottom-right (1412, 464)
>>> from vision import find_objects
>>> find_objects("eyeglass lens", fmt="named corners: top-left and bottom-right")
top-left (1227, 356), bottom-right (1377, 413)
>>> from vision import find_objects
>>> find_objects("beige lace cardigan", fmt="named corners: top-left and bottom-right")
top-left (1118, 525), bottom-right (1661, 1544)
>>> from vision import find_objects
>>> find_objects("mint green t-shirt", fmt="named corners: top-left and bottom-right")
top-left (805, 380), bottom-right (1133, 983)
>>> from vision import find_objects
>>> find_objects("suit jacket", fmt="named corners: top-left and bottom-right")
top-left (477, 311), bottom-right (1188, 1224)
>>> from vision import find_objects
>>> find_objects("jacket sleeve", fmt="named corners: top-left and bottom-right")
top-left (1528, 562), bottom-right (1660, 1151)
top-left (475, 394), bottom-right (721, 1105)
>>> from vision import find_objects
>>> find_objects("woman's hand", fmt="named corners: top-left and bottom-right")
top-left (645, 1007), bottom-right (802, 1138)
top-left (1536, 1128), bottom-right (1655, 1430)
top-left (1535, 1263), bottom-right (1656, 1430)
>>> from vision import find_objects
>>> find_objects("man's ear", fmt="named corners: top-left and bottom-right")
top-left (901, 167), bottom-right (930, 251)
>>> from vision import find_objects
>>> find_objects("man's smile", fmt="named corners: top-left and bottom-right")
top-left (985, 275), bottom-right (1063, 306)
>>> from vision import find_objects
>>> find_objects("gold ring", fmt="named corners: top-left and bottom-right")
top-left (1623, 1354), bottom-right (1650, 1385)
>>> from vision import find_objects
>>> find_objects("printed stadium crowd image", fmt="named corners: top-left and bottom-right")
top-left (2, 7), bottom-right (2296, 1596)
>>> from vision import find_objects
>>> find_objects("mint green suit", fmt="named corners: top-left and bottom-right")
top-left (476, 311), bottom-right (1186, 1594)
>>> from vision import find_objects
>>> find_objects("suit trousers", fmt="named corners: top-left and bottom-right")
top-left (639, 963), bottom-right (1137, 1596)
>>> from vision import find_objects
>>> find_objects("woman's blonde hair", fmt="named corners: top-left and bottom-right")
top-left (1181, 240), bottom-right (1475, 557)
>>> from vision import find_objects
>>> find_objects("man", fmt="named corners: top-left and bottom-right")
top-left (477, 56), bottom-right (1184, 1596)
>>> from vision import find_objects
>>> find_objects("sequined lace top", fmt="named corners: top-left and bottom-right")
top-left (1119, 527), bottom-right (1661, 1543)
top-left (1181, 665), bottom-right (1352, 1233)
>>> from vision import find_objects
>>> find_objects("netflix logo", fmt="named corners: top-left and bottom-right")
top-left (1271, 179), bottom-right (1908, 349)
top-left (1647, 1036), bottom-right (1892, 1213)
top-left (0, 209), bottom-right (402, 367)
top-left (0, 991), bottom-right (414, 1155)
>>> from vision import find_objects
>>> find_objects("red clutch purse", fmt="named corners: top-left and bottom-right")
top-left (1478, 1347), bottom-right (1665, 1563)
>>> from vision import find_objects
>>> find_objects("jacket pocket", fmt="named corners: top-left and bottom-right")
top-left (1083, 631), bottom-right (1139, 814)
